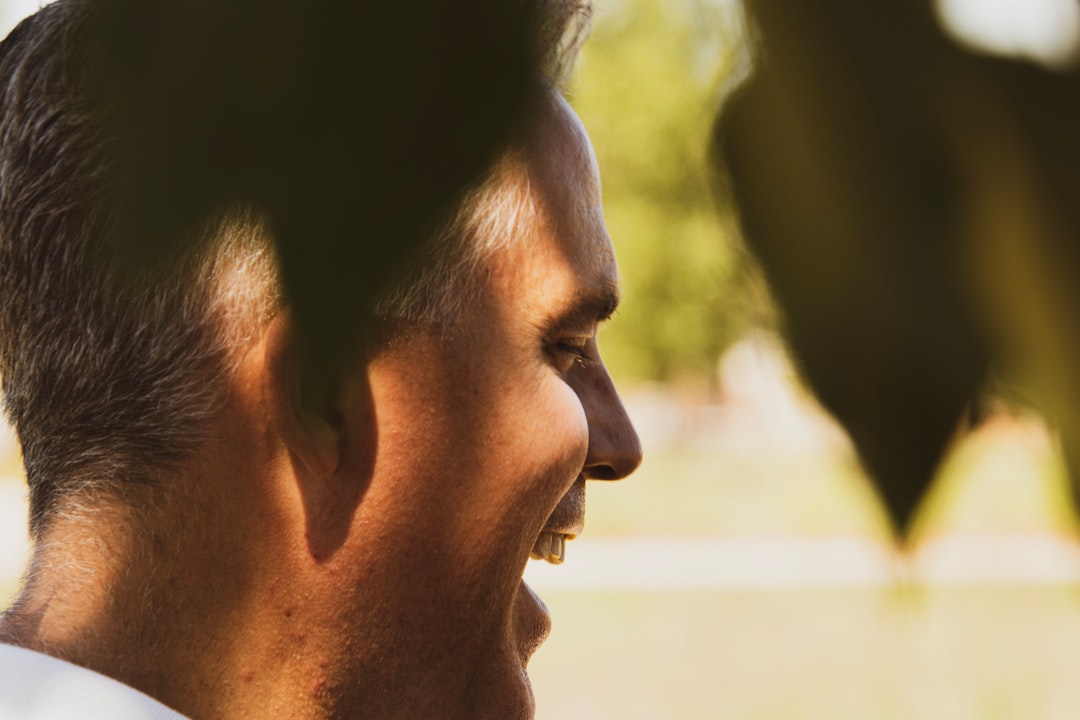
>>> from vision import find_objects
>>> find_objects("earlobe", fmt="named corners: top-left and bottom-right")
top-left (264, 315), bottom-right (342, 479)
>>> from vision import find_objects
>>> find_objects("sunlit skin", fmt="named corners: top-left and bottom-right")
top-left (0, 89), bottom-right (640, 720)
top-left (292, 90), bottom-right (642, 719)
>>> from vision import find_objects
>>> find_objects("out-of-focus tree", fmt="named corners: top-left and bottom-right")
top-left (575, 0), bottom-right (762, 389)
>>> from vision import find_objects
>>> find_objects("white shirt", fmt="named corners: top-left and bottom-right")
top-left (0, 644), bottom-right (188, 719)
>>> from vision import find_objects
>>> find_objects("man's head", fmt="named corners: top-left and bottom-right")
top-left (0, 1), bottom-right (640, 718)
top-left (302, 88), bottom-right (642, 718)
top-left (0, 0), bottom-right (593, 536)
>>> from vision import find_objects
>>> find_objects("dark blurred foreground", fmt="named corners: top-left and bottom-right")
top-left (716, 0), bottom-right (1080, 533)
top-left (77, 0), bottom-right (541, 411)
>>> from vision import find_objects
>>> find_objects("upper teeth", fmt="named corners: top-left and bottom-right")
top-left (531, 531), bottom-right (568, 565)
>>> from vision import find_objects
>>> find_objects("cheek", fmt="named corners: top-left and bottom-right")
top-left (510, 374), bottom-right (588, 498)
top-left (522, 376), bottom-right (589, 482)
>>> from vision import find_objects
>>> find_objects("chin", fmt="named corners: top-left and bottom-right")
top-left (468, 662), bottom-right (536, 720)
top-left (463, 578), bottom-right (550, 720)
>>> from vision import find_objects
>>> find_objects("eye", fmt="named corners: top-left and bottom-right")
top-left (547, 337), bottom-right (593, 374)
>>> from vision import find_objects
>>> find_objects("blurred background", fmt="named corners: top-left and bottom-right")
top-left (5, 0), bottom-right (1080, 718)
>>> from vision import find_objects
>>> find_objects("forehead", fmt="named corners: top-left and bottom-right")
top-left (505, 93), bottom-right (618, 304)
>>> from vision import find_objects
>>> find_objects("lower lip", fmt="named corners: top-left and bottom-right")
top-left (513, 579), bottom-right (552, 665)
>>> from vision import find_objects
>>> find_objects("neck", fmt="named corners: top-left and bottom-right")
top-left (0, 461), bottom-right (343, 719)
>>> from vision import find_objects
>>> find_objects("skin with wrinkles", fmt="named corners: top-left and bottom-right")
top-left (0, 90), bottom-right (640, 720)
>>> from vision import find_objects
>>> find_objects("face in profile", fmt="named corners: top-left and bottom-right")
top-left (326, 92), bottom-right (642, 719)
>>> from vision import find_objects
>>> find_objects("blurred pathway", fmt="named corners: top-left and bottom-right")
top-left (526, 533), bottom-right (1080, 591)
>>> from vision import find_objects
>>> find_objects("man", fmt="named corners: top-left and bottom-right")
top-left (0, 0), bottom-right (640, 718)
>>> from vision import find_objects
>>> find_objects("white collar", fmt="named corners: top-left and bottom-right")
top-left (0, 643), bottom-right (188, 719)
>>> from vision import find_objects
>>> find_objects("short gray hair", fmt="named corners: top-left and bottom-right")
top-left (0, 0), bottom-right (590, 536)
top-left (0, 2), bottom-right (273, 535)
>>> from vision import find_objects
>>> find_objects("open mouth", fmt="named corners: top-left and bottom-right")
top-left (528, 477), bottom-right (586, 565)
top-left (514, 481), bottom-right (586, 666)
top-left (530, 530), bottom-right (576, 565)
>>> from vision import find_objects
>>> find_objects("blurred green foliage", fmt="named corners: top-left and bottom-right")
top-left (573, 0), bottom-right (759, 388)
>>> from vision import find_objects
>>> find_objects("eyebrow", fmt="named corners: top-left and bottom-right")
top-left (543, 281), bottom-right (621, 334)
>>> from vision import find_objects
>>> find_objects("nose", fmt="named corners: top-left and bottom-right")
top-left (577, 362), bottom-right (642, 481)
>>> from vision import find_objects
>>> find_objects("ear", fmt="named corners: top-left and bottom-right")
top-left (263, 314), bottom-right (342, 478)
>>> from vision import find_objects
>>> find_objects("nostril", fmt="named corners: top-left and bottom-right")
top-left (582, 425), bottom-right (642, 482)
top-left (584, 464), bottom-right (620, 482)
